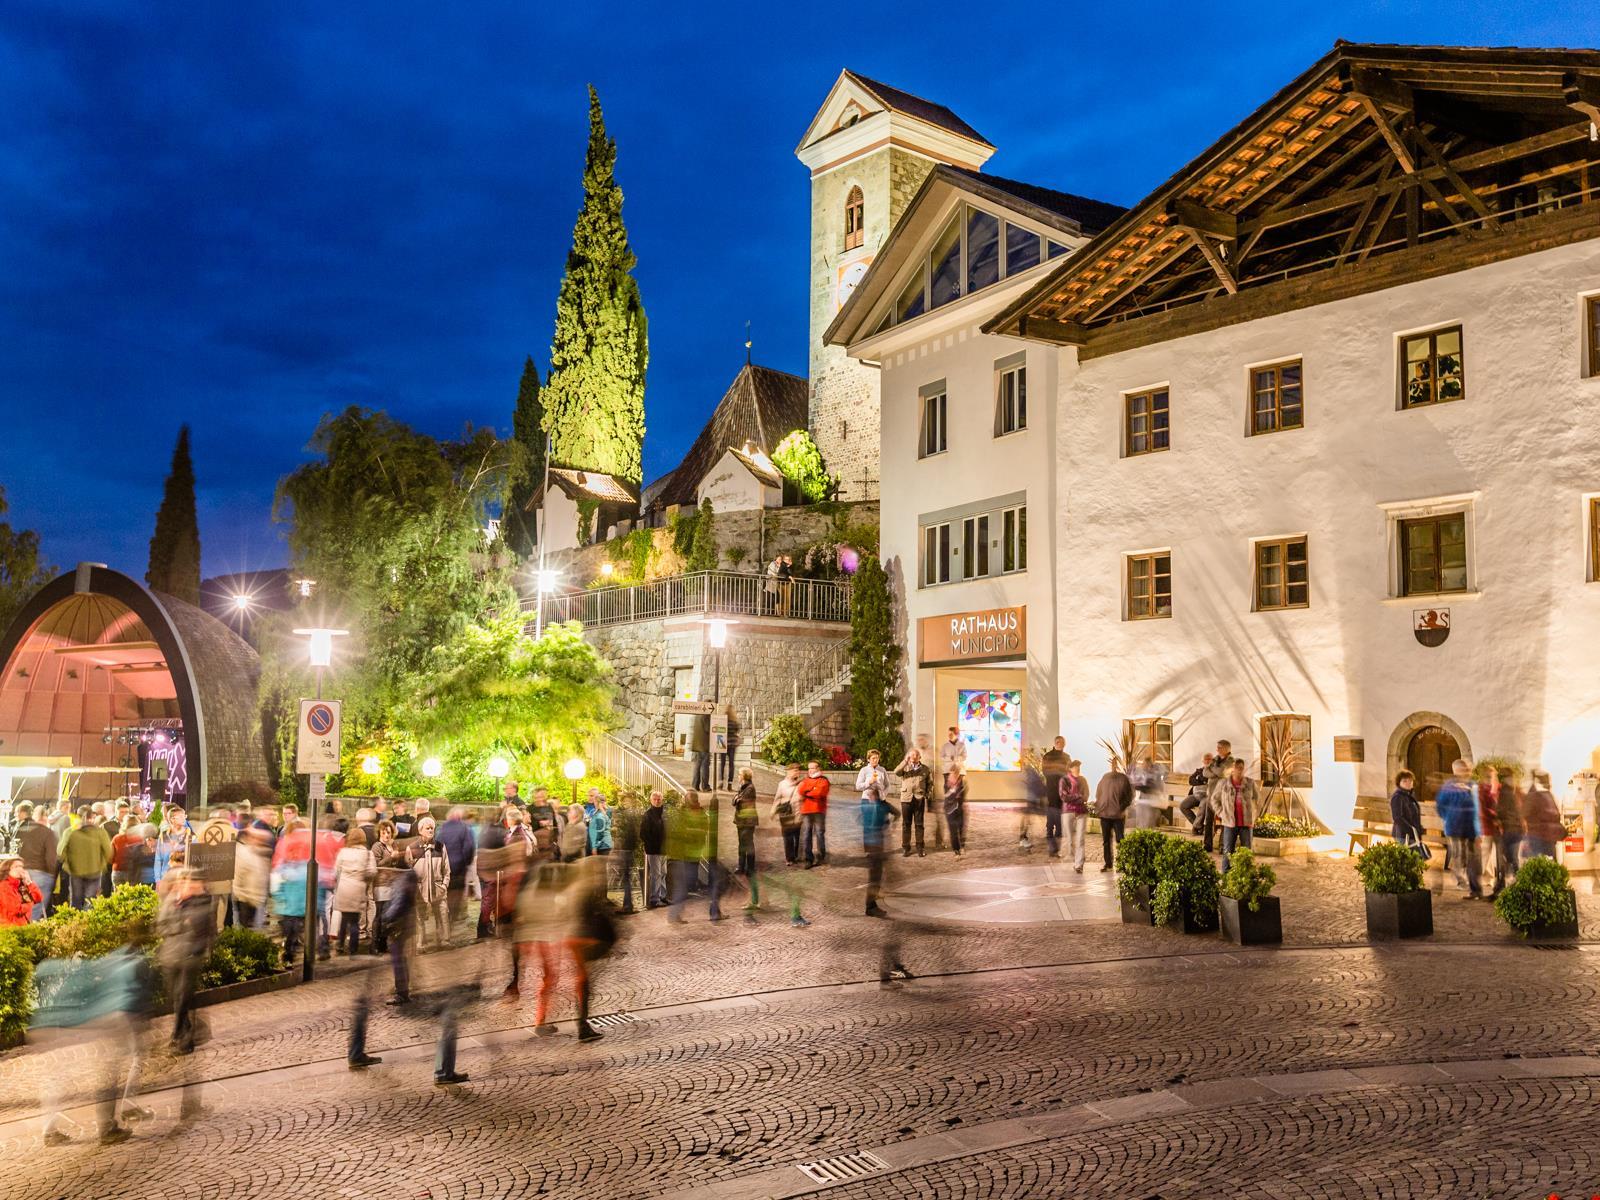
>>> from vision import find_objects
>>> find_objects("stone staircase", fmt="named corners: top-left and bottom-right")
top-left (748, 638), bottom-right (853, 760)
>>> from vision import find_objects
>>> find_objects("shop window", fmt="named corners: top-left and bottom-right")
top-left (1002, 506), bottom-right (1027, 574)
top-left (921, 522), bottom-right (951, 587)
top-left (958, 688), bottom-right (1022, 771)
top-left (995, 362), bottom-right (1026, 435)
top-left (844, 186), bottom-right (865, 251)
top-left (919, 389), bottom-right (947, 458)
top-left (1254, 537), bottom-right (1309, 610)
top-left (1123, 717), bottom-right (1173, 770)
top-left (961, 514), bottom-right (990, 580)
top-left (1126, 552), bottom-right (1172, 620)
top-left (1400, 326), bottom-right (1464, 409)
top-left (1125, 388), bottom-right (1169, 456)
top-left (1259, 714), bottom-right (1312, 787)
top-left (1249, 360), bottom-right (1303, 435)
top-left (1399, 513), bottom-right (1467, 596)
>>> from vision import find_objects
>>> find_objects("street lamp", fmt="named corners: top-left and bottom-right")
top-left (487, 754), bottom-right (510, 804)
top-left (600, 562), bottom-right (614, 579)
top-left (291, 625), bottom-right (348, 984)
top-left (360, 754), bottom-right (381, 777)
top-left (421, 756), bottom-right (443, 779)
top-left (563, 755), bottom-right (585, 810)
top-left (532, 568), bottom-right (562, 640)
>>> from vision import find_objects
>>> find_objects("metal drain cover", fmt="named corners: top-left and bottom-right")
top-left (796, 1150), bottom-right (889, 1184)
top-left (587, 1011), bottom-right (638, 1028)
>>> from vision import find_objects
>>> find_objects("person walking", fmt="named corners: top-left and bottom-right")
top-left (380, 857), bottom-right (418, 1006)
top-left (860, 783), bottom-right (900, 918)
top-left (1062, 759), bottom-right (1090, 872)
top-left (1019, 749), bottom-right (1046, 851)
top-left (640, 790), bottom-right (669, 908)
top-left (60, 808), bottom-right (114, 909)
top-left (733, 770), bottom-right (759, 878)
top-left (942, 769), bottom-right (968, 857)
top-left (1389, 770), bottom-right (1426, 855)
top-left (406, 817), bottom-right (452, 947)
top-left (157, 869), bottom-right (216, 1055)
top-left (0, 856), bottom-right (43, 925)
top-left (1494, 767), bottom-right (1524, 892)
top-left (436, 807), bottom-right (476, 944)
top-left (1519, 771), bottom-right (1564, 862)
top-left (1435, 759), bottom-right (1483, 899)
top-left (773, 764), bottom-right (803, 864)
top-left (332, 828), bottom-right (377, 956)
top-left (1209, 758), bottom-right (1261, 874)
top-left (1094, 761), bottom-right (1133, 871)
top-left (13, 802), bottom-right (58, 921)
top-left (1128, 759), bottom-right (1167, 830)
top-left (232, 825), bottom-right (272, 930)
top-left (667, 791), bottom-right (720, 923)
top-left (798, 761), bottom-right (830, 868)
top-left (891, 748), bottom-right (930, 857)
top-left (690, 715), bottom-right (712, 792)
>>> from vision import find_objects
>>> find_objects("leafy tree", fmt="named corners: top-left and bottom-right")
top-left (772, 430), bottom-right (837, 503)
top-left (0, 485), bottom-right (53, 635)
top-left (504, 356), bottom-right (545, 558)
top-left (687, 498), bottom-right (718, 571)
top-left (542, 86), bottom-right (648, 485)
top-left (147, 426), bottom-right (201, 603)
top-left (262, 407), bottom-right (516, 794)
top-left (848, 554), bottom-right (904, 763)
top-left (393, 614), bottom-right (618, 799)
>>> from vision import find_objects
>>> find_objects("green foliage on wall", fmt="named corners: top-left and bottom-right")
top-left (772, 429), bottom-right (837, 503)
top-left (687, 498), bottom-right (718, 572)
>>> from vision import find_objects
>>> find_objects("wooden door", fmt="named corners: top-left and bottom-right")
top-left (1406, 726), bottom-right (1460, 808)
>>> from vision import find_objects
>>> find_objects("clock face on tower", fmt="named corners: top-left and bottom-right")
top-left (835, 256), bottom-right (872, 313)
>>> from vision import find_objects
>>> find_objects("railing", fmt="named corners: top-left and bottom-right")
top-left (751, 637), bottom-right (853, 753)
top-left (586, 731), bottom-right (680, 796)
top-left (532, 570), bottom-right (852, 629)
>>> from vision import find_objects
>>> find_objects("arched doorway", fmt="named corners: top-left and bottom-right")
top-left (1405, 725), bottom-right (1461, 807)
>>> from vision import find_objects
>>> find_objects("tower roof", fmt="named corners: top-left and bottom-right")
top-left (840, 70), bottom-right (992, 147)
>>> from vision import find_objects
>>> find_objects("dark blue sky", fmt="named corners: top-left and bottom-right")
top-left (1, 1), bottom-right (1593, 578)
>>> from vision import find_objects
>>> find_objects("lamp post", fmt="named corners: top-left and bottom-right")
top-left (700, 617), bottom-right (737, 791)
top-left (487, 754), bottom-right (510, 806)
top-left (533, 568), bottom-right (561, 640)
top-left (563, 756), bottom-right (585, 812)
top-left (291, 625), bottom-right (347, 983)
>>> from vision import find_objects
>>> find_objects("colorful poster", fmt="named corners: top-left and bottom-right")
top-left (957, 688), bottom-right (1024, 771)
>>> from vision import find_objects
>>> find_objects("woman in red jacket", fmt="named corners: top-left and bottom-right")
top-left (0, 855), bottom-right (42, 925)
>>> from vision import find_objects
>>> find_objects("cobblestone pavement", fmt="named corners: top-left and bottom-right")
top-left (3, 809), bottom-right (1598, 1199)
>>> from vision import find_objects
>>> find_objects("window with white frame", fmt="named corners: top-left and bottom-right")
top-left (961, 514), bottom-right (990, 579)
top-left (1002, 505), bottom-right (1027, 573)
top-left (995, 358), bottom-right (1027, 436)
top-left (919, 385), bottom-right (947, 459)
top-left (918, 493), bottom-right (1027, 588)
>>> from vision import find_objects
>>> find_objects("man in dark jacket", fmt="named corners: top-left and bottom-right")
top-left (436, 807), bottom-right (476, 940)
top-left (158, 871), bottom-right (217, 1054)
top-left (14, 803), bottom-right (59, 920)
top-left (1093, 766), bottom-right (1134, 872)
top-left (1389, 770), bottom-right (1425, 853)
top-left (640, 791), bottom-right (668, 908)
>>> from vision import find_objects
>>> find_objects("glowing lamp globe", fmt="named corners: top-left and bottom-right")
top-left (360, 755), bottom-right (381, 776)
top-left (421, 757), bottom-right (443, 779)
top-left (562, 757), bottom-right (586, 782)
top-left (487, 755), bottom-right (510, 780)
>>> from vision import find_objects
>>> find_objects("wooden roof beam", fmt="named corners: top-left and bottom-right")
top-left (1185, 231), bottom-right (1239, 295)
top-left (1165, 199), bottom-right (1237, 240)
top-left (1564, 72), bottom-right (1600, 125)
top-left (1016, 316), bottom-right (1091, 346)
top-left (1344, 65), bottom-right (1415, 113)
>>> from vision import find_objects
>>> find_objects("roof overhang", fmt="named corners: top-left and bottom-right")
top-left (797, 70), bottom-right (994, 174)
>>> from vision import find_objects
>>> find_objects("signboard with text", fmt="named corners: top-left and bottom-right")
top-left (918, 606), bottom-right (1027, 668)
top-left (672, 700), bottom-right (716, 716)
top-left (296, 699), bottom-right (343, 775)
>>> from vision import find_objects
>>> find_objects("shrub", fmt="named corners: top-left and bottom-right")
top-left (1355, 841), bottom-right (1425, 894)
top-left (1493, 855), bottom-right (1577, 933)
top-left (0, 931), bottom-right (33, 1043)
top-left (201, 926), bottom-right (284, 989)
top-left (825, 744), bottom-right (854, 769)
top-left (1152, 838), bottom-right (1220, 930)
top-left (1251, 815), bottom-right (1321, 839)
top-left (1219, 848), bottom-right (1277, 912)
top-left (49, 885), bottom-right (161, 960)
top-left (761, 714), bottom-right (820, 766)
top-left (772, 430), bottom-right (837, 503)
top-left (1114, 829), bottom-right (1169, 904)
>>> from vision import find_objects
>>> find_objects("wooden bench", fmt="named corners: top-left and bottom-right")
top-left (1348, 795), bottom-right (1445, 857)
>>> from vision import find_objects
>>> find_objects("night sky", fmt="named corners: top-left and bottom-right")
top-left (1, 1), bottom-right (1593, 578)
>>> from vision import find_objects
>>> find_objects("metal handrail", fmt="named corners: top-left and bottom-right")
top-left (587, 731), bottom-right (680, 796)
top-left (529, 569), bottom-right (852, 630)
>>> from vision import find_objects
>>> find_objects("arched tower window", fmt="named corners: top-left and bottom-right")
top-left (844, 185), bottom-right (865, 251)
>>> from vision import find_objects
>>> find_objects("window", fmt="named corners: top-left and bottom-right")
top-left (1587, 296), bottom-right (1600, 378)
top-left (1047, 240), bottom-right (1070, 259)
top-left (922, 522), bottom-right (951, 586)
top-left (1399, 513), bottom-right (1468, 596)
top-left (896, 272), bottom-right (926, 324)
top-left (1001, 505), bottom-right (1026, 573)
top-left (1250, 360), bottom-right (1303, 435)
top-left (878, 206), bottom-right (1056, 330)
top-left (1005, 223), bottom-right (1041, 275)
top-left (995, 362), bottom-right (1026, 435)
top-left (961, 514), bottom-right (989, 579)
top-left (1259, 714), bottom-right (1312, 788)
top-left (929, 214), bottom-right (962, 310)
top-left (1254, 537), bottom-right (1309, 610)
top-left (844, 186), bottom-right (865, 251)
top-left (1400, 326), bottom-right (1464, 408)
top-left (919, 389), bottom-right (947, 458)
top-left (1125, 388), bottom-right (1169, 456)
top-left (966, 208), bottom-right (1000, 293)
top-left (1127, 552), bottom-right (1172, 620)
top-left (1123, 717), bottom-right (1174, 770)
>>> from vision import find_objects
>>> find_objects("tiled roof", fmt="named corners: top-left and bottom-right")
top-left (545, 468), bottom-right (638, 506)
top-left (646, 363), bottom-right (809, 512)
top-left (944, 165), bottom-right (1127, 236)
top-left (728, 446), bottom-right (783, 487)
top-left (843, 71), bottom-right (991, 147)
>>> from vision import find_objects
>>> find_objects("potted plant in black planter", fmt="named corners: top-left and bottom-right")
top-left (1115, 830), bottom-right (1169, 925)
top-left (1356, 841), bottom-right (1432, 939)
top-left (1493, 855), bottom-right (1580, 940)
top-left (1218, 848), bottom-right (1281, 945)
top-left (1151, 838), bottom-right (1220, 934)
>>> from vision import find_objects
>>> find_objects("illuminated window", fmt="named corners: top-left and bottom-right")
top-left (1250, 360), bottom-right (1303, 435)
top-left (1127, 552), bottom-right (1172, 620)
top-left (995, 362), bottom-right (1026, 435)
top-left (1400, 514), bottom-right (1467, 596)
top-left (844, 186), bottom-right (865, 251)
top-left (1254, 537), bottom-right (1309, 610)
top-left (1123, 717), bottom-right (1173, 770)
top-left (919, 388), bottom-right (947, 458)
top-left (1400, 326), bottom-right (1464, 408)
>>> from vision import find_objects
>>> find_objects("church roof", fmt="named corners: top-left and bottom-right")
top-left (841, 70), bottom-right (992, 147)
top-left (943, 166), bottom-right (1126, 236)
top-left (646, 363), bottom-right (809, 512)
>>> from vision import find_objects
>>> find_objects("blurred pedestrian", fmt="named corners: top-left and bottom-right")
top-left (861, 782), bottom-right (899, 917)
top-left (589, 796), bottom-right (614, 856)
top-left (942, 769), bottom-right (967, 857)
top-left (33, 946), bottom-right (149, 1146)
top-left (1436, 759), bottom-right (1483, 899)
top-left (13, 802), bottom-right (58, 921)
top-left (798, 760), bottom-right (830, 868)
top-left (0, 855), bottom-right (42, 924)
top-left (1519, 770), bottom-right (1563, 862)
top-left (1202, 740), bottom-right (1235, 853)
top-left (437, 806), bottom-right (476, 943)
top-left (60, 807), bottom-right (114, 909)
top-left (690, 715), bottom-right (711, 792)
top-left (1020, 749), bottom-right (1045, 851)
top-left (640, 790), bottom-right (668, 908)
top-left (1128, 758), bottom-right (1167, 830)
top-left (773, 764), bottom-right (803, 865)
top-left (560, 805), bottom-right (589, 861)
top-left (1209, 758), bottom-right (1260, 875)
top-left (332, 827), bottom-right (377, 955)
top-left (158, 869), bottom-right (216, 1055)
top-left (1043, 759), bottom-right (1064, 858)
top-left (1063, 760), bottom-right (1089, 872)
top-left (1095, 760), bottom-right (1133, 871)
top-left (667, 791), bottom-right (720, 923)
top-left (406, 817), bottom-right (451, 948)
top-left (733, 769), bottom-right (759, 879)
top-left (233, 825), bottom-right (272, 929)
top-left (891, 748), bottom-right (930, 857)
top-left (270, 853), bottom-right (308, 962)
top-left (1490, 767), bottom-right (1523, 896)
top-left (382, 858), bottom-right (418, 1005)
top-left (153, 806), bottom-right (190, 883)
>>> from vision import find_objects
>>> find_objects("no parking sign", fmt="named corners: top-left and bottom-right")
top-left (296, 699), bottom-right (343, 775)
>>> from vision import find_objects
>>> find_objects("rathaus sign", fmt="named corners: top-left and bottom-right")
top-left (918, 606), bottom-right (1027, 667)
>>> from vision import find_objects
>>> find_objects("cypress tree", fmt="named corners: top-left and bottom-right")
top-left (687, 498), bottom-right (718, 572)
top-left (147, 426), bottom-right (201, 604)
top-left (848, 554), bottom-right (904, 764)
top-left (505, 356), bottom-right (545, 558)
top-left (542, 86), bottom-right (648, 485)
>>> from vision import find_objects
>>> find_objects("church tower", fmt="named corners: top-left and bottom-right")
top-left (796, 72), bottom-right (993, 500)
